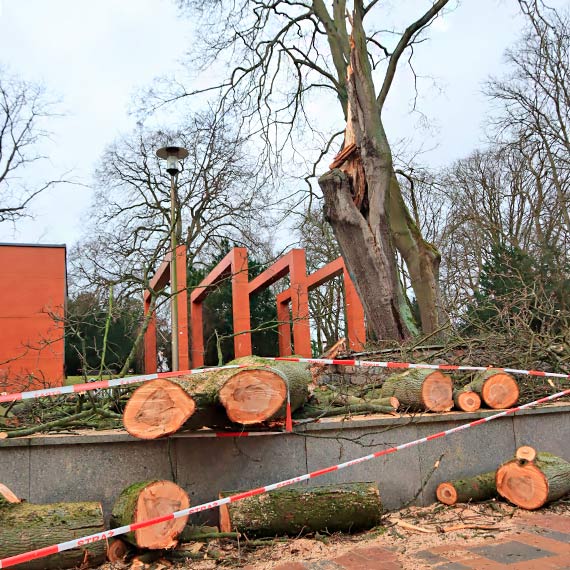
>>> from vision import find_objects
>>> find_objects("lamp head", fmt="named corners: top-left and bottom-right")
top-left (156, 145), bottom-right (189, 176)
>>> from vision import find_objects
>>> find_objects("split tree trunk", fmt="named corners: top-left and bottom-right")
top-left (465, 370), bottom-right (519, 409)
top-left (380, 369), bottom-right (453, 412)
top-left (110, 480), bottom-right (190, 549)
top-left (436, 471), bottom-right (497, 505)
top-left (0, 485), bottom-right (105, 570)
top-left (453, 388), bottom-right (482, 412)
top-left (219, 482), bottom-right (382, 537)
top-left (496, 447), bottom-right (570, 509)
top-left (123, 357), bottom-right (310, 439)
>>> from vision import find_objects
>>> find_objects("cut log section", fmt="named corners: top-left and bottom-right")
top-left (465, 369), bottom-right (519, 409)
top-left (496, 448), bottom-right (570, 509)
top-left (123, 356), bottom-right (311, 438)
top-left (380, 369), bottom-right (453, 412)
top-left (453, 388), bottom-right (482, 412)
top-left (219, 482), bottom-right (382, 537)
top-left (436, 471), bottom-right (497, 505)
top-left (110, 480), bottom-right (190, 549)
top-left (0, 485), bottom-right (105, 570)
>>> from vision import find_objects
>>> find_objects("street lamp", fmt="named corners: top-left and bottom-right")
top-left (156, 145), bottom-right (189, 372)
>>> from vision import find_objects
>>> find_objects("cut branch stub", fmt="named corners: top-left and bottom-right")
top-left (436, 471), bottom-right (497, 506)
top-left (496, 450), bottom-right (570, 509)
top-left (0, 483), bottom-right (21, 504)
top-left (453, 388), bottom-right (481, 412)
top-left (110, 480), bottom-right (190, 549)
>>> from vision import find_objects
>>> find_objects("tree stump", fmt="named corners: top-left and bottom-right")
top-left (219, 482), bottom-right (382, 537)
top-left (0, 485), bottom-right (105, 570)
top-left (436, 471), bottom-right (497, 505)
top-left (110, 480), bottom-right (190, 549)
top-left (465, 369), bottom-right (519, 409)
top-left (453, 388), bottom-right (482, 412)
top-left (496, 447), bottom-right (570, 509)
top-left (123, 357), bottom-right (310, 438)
top-left (380, 369), bottom-right (453, 412)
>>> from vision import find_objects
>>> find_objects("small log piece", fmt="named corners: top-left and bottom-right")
top-left (453, 388), bottom-right (482, 412)
top-left (465, 369), bottom-right (519, 409)
top-left (496, 448), bottom-right (570, 509)
top-left (380, 369), bottom-right (453, 412)
top-left (110, 480), bottom-right (190, 549)
top-left (0, 486), bottom-right (105, 570)
top-left (436, 471), bottom-right (497, 505)
top-left (219, 482), bottom-right (382, 537)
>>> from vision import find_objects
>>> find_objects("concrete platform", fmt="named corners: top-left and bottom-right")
top-left (1, 402), bottom-right (569, 524)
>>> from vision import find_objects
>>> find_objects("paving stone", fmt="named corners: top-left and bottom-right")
top-left (470, 540), bottom-right (556, 564)
top-left (414, 550), bottom-right (447, 564)
top-left (436, 564), bottom-right (473, 570)
top-left (333, 546), bottom-right (401, 569)
top-left (534, 529), bottom-right (570, 544)
top-left (273, 563), bottom-right (307, 570)
top-left (305, 561), bottom-right (345, 570)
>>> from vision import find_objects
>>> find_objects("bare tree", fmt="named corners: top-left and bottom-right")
top-left (152, 0), bottom-right (452, 340)
top-left (0, 69), bottom-right (60, 224)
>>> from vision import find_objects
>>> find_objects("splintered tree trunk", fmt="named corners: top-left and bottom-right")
top-left (0, 486), bottom-right (105, 570)
top-left (219, 482), bottom-right (382, 537)
top-left (110, 480), bottom-right (189, 549)
top-left (123, 357), bottom-right (310, 438)
top-left (453, 388), bottom-right (482, 412)
top-left (436, 471), bottom-right (497, 505)
top-left (466, 369), bottom-right (519, 409)
top-left (380, 369), bottom-right (453, 412)
top-left (496, 448), bottom-right (570, 510)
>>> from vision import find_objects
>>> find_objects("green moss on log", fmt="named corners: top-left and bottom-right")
top-left (437, 471), bottom-right (496, 505)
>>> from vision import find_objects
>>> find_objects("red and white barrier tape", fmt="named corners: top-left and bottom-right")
top-left (2, 386), bottom-right (569, 569)
top-left (1, 358), bottom-right (568, 405)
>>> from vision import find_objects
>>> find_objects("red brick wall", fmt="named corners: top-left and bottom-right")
top-left (0, 244), bottom-right (66, 391)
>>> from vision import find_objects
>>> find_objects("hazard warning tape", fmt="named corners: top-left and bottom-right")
top-left (1, 358), bottom-right (568, 406)
top-left (2, 386), bottom-right (569, 568)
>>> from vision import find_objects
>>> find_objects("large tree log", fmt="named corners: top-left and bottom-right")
top-left (219, 482), bottom-right (382, 537)
top-left (0, 485), bottom-right (105, 570)
top-left (465, 369), bottom-right (519, 409)
top-left (123, 357), bottom-right (310, 438)
top-left (110, 480), bottom-right (190, 549)
top-left (436, 471), bottom-right (497, 505)
top-left (380, 369), bottom-right (453, 412)
top-left (496, 447), bottom-right (570, 509)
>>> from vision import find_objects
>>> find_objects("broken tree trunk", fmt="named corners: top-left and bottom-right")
top-left (453, 388), bottom-right (482, 412)
top-left (219, 482), bottom-right (382, 537)
top-left (0, 485), bottom-right (105, 570)
top-left (436, 471), bottom-right (497, 505)
top-left (496, 447), bottom-right (570, 509)
top-left (123, 357), bottom-right (310, 438)
top-left (110, 480), bottom-right (190, 549)
top-left (465, 369), bottom-right (519, 409)
top-left (380, 369), bottom-right (453, 412)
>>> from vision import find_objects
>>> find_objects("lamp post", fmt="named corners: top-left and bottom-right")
top-left (156, 145), bottom-right (188, 372)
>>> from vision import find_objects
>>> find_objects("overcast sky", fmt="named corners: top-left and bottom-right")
top-left (0, 0), bottom-right (564, 246)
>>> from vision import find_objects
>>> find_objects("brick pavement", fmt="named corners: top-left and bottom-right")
top-left (270, 514), bottom-right (570, 570)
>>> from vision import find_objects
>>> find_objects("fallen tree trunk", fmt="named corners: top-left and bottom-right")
top-left (453, 388), bottom-right (481, 412)
top-left (380, 369), bottom-right (453, 412)
top-left (0, 485), bottom-right (105, 570)
top-left (436, 471), bottom-right (497, 505)
top-left (219, 482), bottom-right (382, 537)
top-left (123, 357), bottom-right (310, 438)
top-left (465, 369), bottom-right (519, 409)
top-left (496, 447), bottom-right (570, 509)
top-left (110, 480), bottom-right (190, 549)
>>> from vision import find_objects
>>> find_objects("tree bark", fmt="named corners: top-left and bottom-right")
top-left (496, 449), bottom-right (570, 509)
top-left (0, 492), bottom-right (105, 570)
top-left (380, 369), bottom-right (453, 412)
top-left (465, 369), bottom-right (519, 409)
top-left (219, 482), bottom-right (382, 537)
top-left (110, 480), bottom-right (189, 549)
top-left (437, 471), bottom-right (497, 505)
